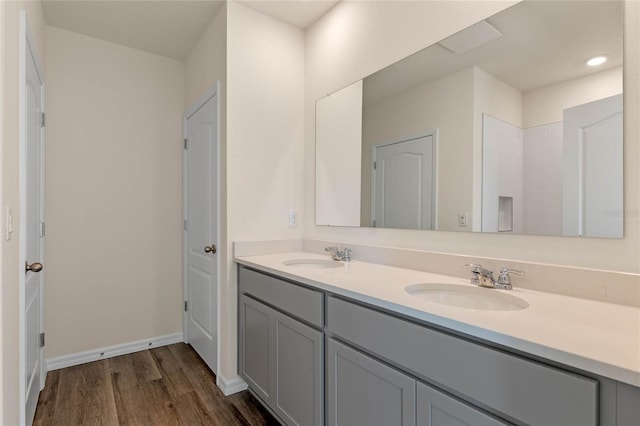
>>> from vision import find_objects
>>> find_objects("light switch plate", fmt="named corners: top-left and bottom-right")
top-left (288, 209), bottom-right (298, 227)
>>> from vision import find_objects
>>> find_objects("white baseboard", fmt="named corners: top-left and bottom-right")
top-left (46, 332), bottom-right (184, 371)
top-left (217, 373), bottom-right (247, 396)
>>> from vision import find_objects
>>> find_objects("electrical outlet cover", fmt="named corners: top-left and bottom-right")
top-left (458, 213), bottom-right (468, 227)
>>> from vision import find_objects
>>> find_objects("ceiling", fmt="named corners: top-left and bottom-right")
top-left (238, 1), bottom-right (338, 29)
top-left (364, 1), bottom-right (623, 104)
top-left (42, 0), bottom-right (339, 61)
top-left (42, 0), bottom-right (622, 91)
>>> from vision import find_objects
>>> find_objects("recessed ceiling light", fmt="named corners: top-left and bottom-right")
top-left (587, 56), bottom-right (608, 67)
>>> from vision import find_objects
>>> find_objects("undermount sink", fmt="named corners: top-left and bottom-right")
top-left (282, 258), bottom-right (343, 269)
top-left (405, 283), bottom-right (529, 311)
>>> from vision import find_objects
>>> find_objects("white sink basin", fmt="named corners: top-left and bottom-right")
top-left (282, 258), bottom-right (343, 269)
top-left (405, 283), bottom-right (529, 311)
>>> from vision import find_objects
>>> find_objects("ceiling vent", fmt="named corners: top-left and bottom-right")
top-left (439, 20), bottom-right (503, 54)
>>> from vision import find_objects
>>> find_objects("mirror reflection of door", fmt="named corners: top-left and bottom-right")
top-left (562, 94), bottom-right (623, 238)
top-left (372, 133), bottom-right (437, 230)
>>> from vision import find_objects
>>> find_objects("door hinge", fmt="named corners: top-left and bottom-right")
top-left (184, 138), bottom-right (188, 150)
top-left (184, 301), bottom-right (188, 312)
top-left (183, 219), bottom-right (188, 231)
top-left (373, 161), bottom-right (377, 170)
top-left (40, 333), bottom-right (45, 348)
top-left (40, 222), bottom-right (45, 237)
top-left (40, 112), bottom-right (46, 128)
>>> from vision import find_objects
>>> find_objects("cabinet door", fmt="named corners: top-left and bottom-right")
top-left (328, 296), bottom-right (597, 426)
top-left (417, 382), bottom-right (508, 426)
top-left (328, 338), bottom-right (416, 426)
top-left (239, 295), bottom-right (273, 404)
top-left (273, 310), bottom-right (324, 426)
top-left (617, 382), bottom-right (640, 426)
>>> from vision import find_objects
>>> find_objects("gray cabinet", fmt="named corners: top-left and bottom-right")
top-left (238, 265), bottom-right (640, 426)
top-left (328, 338), bottom-right (416, 426)
top-left (416, 382), bottom-right (507, 426)
top-left (239, 295), bottom-right (272, 403)
top-left (327, 296), bottom-right (597, 426)
top-left (238, 269), bottom-right (324, 426)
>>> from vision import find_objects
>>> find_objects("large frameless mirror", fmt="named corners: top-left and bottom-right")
top-left (315, 0), bottom-right (623, 238)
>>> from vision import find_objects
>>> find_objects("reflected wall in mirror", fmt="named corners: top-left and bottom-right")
top-left (315, 0), bottom-right (624, 238)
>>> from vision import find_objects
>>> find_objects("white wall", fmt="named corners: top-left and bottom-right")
top-left (185, 4), bottom-right (226, 111)
top-left (184, 5), bottom-right (229, 382)
top-left (523, 123), bottom-right (563, 236)
top-left (183, 0), bottom-right (305, 388)
top-left (1, 1), bottom-right (46, 424)
top-left (362, 67), bottom-right (475, 231)
top-left (305, 0), bottom-right (640, 273)
top-left (45, 27), bottom-right (184, 357)
top-left (523, 67), bottom-right (623, 128)
top-left (316, 80), bottom-right (362, 226)
top-left (482, 115), bottom-right (523, 233)
top-left (473, 67), bottom-right (523, 231)
top-left (224, 0), bottom-right (305, 384)
top-left (474, 67), bottom-right (523, 129)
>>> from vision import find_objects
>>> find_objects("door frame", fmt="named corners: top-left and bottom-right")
top-left (370, 130), bottom-right (438, 230)
top-left (182, 82), bottom-right (221, 374)
top-left (19, 10), bottom-right (46, 425)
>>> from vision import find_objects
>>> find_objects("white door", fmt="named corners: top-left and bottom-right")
top-left (562, 94), bottom-right (623, 238)
top-left (22, 13), bottom-right (45, 426)
top-left (373, 134), bottom-right (436, 230)
top-left (184, 87), bottom-right (219, 373)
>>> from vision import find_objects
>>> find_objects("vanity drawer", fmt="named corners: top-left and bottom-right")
top-left (239, 266), bottom-right (324, 327)
top-left (327, 296), bottom-right (597, 426)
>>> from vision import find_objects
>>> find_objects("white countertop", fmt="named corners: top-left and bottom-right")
top-left (235, 252), bottom-right (640, 387)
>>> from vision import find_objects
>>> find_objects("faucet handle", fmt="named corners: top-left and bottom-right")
top-left (343, 248), bottom-right (352, 261)
top-left (500, 267), bottom-right (524, 276)
top-left (463, 263), bottom-right (482, 272)
top-left (497, 267), bottom-right (524, 289)
top-left (325, 247), bottom-right (339, 260)
top-left (463, 263), bottom-right (492, 276)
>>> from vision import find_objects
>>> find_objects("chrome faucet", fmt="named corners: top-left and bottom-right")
top-left (463, 264), bottom-right (523, 290)
top-left (325, 247), bottom-right (352, 262)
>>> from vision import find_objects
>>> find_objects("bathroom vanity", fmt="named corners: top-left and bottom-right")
top-left (236, 251), bottom-right (640, 426)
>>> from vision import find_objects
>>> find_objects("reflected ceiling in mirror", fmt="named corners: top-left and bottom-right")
top-left (315, 0), bottom-right (624, 238)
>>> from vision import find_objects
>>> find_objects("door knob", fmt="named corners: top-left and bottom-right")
top-left (204, 244), bottom-right (217, 254)
top-left (25, 262), bottom-right (43, 273)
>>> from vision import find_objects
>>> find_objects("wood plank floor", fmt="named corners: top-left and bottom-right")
top-left (33, 343), bottom-right (280, 426)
